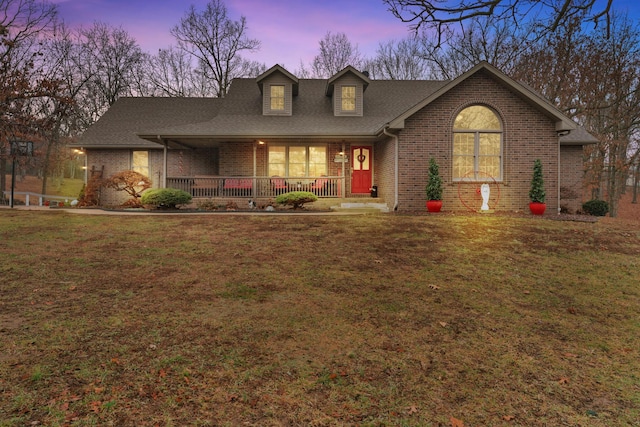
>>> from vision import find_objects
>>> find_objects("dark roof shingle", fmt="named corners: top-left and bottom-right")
top-left (78, 97), bottom-right (222, 148)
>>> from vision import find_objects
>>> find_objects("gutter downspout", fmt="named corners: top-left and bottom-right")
top-left (382, 126), bottom-right (399, 211)
top-left (557, 140), bottom-right (561, 215)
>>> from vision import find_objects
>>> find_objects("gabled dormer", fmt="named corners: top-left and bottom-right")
top-left (326, 66), bottom-right (371, 117)
top-left (256, 65), bottom-right (299, 116)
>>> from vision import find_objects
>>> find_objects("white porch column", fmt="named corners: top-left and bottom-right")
top-left (253, 143), bottom-right (257, 198)
top-left (341, 142), bottom-right (346, 199)
top-left (161, 138), bottom-right (168, 188)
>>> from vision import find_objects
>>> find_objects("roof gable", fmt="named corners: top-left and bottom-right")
top-left (256, 64), bottom-right (299, 96)
top-left (325, 65), bottom-right (371, 96)
top-left (387, 61), bottom-right (577, 134)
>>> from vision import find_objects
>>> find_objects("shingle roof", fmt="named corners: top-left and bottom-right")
top-left (78, 63), bottom-right (596, 148)
top-left (559, 125), bottom-right (599, 145)
top-left (137, 78), bottom-right (448, 140)
top-left (77, 97), bottom-right (222, 148)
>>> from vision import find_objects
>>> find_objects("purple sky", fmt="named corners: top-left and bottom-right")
top-left (51, 0), bottom-right (640, 70)
top-left (51, 0), bottom-right (412, 69)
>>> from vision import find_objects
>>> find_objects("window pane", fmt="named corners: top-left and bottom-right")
top-left (268, 146), bottom-right (286, 176)
top-left (342, 86), bottom-right (356, 111)
top-left (478, 156), bottom-right (501, 179)
top-left (132, 151), bottom-right (149, 177)
top-left (352, 147), bottom-right (370, 171)
top-left (453, 155), bottom-right (474, 179)
top-left (269, 145), bottom-right (328, 177)
top-left (270, 85), bottom-right (285, 110)
top-left (453, 133), bottom-right (475, 155)
top-left (479, 133), bottom-right (500, 155)
top-left (454, 106), bottom-right (501, 130)
top-left (453, 106), bottom-right (502, 181)
top-left (289, 146), bottom-right (306, 177)
top-left (308, 146), bottom-right (327, 176)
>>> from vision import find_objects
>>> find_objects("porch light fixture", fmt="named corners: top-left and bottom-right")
top-left (257, 140), bottom-right (266, 145)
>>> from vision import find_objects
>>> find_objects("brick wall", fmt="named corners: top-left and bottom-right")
top-left (396, 70), bottom-right (561, 212)
top-left (374, 136), bottom-right (397, 208)
top-left (167, 148), bottom-right (219, 176)
top-left (219, 143), bottom-right (254, 176)
top-left (87, 149), bottom-right (136, 206)
top-left (559, 145), bottom-right (588, 213)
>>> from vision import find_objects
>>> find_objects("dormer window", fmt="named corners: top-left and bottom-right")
top-left (270, 85), bottom-right (285, 111)
top-left (326, 66), bottom-right (370, 117)
top-left (341, 86), bottom-right (356, 112)
top-left (256, 65), bottom-right (299, 116)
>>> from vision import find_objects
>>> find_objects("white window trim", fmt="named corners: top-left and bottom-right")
top-left (269, 84), bottom-right (285, 112)
top-left (340, 85), bottom-right (357, 114)
top-left (452, 131), bottom-right (503, 182)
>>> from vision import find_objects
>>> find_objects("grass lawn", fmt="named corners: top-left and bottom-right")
top-left (2, 176), bottom-right (84, 201)
top-left (0, 211), bottom-right (639, 426)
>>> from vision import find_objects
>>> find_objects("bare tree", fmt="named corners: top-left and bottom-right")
top-left (36, 22), bottom-right (98, 195)
top-left (367, 37), bottom-right (429, 79)
top-left (171, 0), bottom-right (263, 97)
top-left (383, 0), bottom-right (614, 45)
top-left (80, 22), bottom-right (144, 113)
top-left (143, 47), bottom-right (216, 97)
top-left (0, 0), bottom-right (60, 195)
top-left (311, 32), bottom-right (364, 78)
top-left (418, 15), bottom-right (533, 80)
top-left (513, 13), bottom-right (640, 217)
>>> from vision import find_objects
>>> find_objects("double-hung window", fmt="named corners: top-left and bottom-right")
top-left (453, 106), bottom-right (502, 181)
top-left (341, 86), bottom-right (356, 112)
top-left (132, 151), bottom-right (149, 177)
top-left (270, 85), bottom-right (285, 111)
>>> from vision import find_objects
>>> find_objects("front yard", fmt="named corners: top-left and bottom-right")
top-left (1, 211), bottom-right (639, 426)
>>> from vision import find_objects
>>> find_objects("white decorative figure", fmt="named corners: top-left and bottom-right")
top-left (480, 183), bottom-right (490, 211)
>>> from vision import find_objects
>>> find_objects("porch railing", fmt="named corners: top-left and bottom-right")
top-left (2, 191), bottom-right (70, 207)
top-left (167, 176), bottom-right (344, 198)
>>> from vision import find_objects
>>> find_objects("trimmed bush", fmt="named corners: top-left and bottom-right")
top-left (141, 188), bottom-right (192, 209)
top-left (582, 199), bottom-right (609, 216)
top-left (529, 159), bottom-right (546, 203)
top-left (275, 191), bottom-right (318, 210)
top-left (426, 157), bottom-right (443, 200)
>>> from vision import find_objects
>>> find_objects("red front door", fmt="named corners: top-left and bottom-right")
top-left (351, 146), bottom-right (372, 194)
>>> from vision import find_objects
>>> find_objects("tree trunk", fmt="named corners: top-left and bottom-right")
top-left (0, 157), bottom-right (6, 201)
top-left (633, 169), bottom-right (639, 204)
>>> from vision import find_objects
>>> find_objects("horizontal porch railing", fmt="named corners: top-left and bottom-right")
top-left (167, 176), bottom-right (344, 198)
top-left (2, 191), bottom-right (70, 207)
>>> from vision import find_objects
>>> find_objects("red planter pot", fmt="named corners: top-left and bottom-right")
top-left (529, 202), bottom-right (546, 215)
top-left (426, 200), bottom-right (443, 213)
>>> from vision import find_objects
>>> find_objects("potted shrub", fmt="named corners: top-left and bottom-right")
top-left (529, 159), bottom-right (546, 215)
top-left (426, 157), bottom-right (443, 212)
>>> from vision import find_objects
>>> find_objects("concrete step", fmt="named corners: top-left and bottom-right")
top-left (330, 202), bottom-right (390, 213)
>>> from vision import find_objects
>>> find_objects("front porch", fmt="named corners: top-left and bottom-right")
top-left (167, 175), bottom-right (348, 199)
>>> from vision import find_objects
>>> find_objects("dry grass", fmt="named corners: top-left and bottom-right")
top-left (0, 211), bottom-right (639, 426)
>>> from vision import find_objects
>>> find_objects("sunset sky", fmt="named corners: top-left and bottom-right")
top-left (51, 0), bottom-right (411, 69)
top-left (51, 0), bottom-right (640, 70)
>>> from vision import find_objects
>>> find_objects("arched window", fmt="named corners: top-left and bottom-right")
top-left (453, 105), bottom-right (502, 181)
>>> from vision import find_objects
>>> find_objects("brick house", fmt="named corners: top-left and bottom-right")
top-left (76, 61), bottom-right (596, 212)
